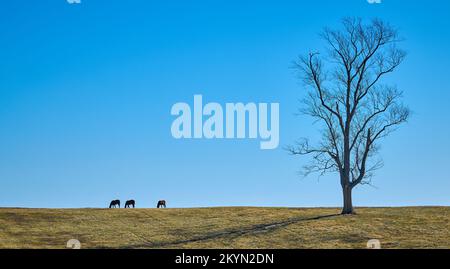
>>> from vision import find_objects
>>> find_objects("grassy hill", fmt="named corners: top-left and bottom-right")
top-left (0, 207), bottom-right (449, 249)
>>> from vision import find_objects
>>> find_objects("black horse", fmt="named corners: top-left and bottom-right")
top-left (125, 200), bottom-right (135, 208)
top-left (157, 200), bottom-right (166, 208)
top-left (109, 200), bottom-right (120, 208)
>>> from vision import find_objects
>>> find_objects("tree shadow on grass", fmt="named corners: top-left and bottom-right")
top-left (118, 213), bottom-right (342, 249)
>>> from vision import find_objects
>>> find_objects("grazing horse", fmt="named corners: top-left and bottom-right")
top-left (109, 200), bottom-right (120, 208)
top-left (125, 200), bottom-right (135, 208)
top-left (157, 200), bottom-right (166, 208)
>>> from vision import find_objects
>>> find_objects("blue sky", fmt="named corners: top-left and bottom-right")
top-left (0, 0), bottom-right (449, 208)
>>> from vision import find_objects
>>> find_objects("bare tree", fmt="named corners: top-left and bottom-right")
top-left (289, 18), bottom-right (410, 215)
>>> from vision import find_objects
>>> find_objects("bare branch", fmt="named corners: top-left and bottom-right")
top-left (290, 18), bottom-right (409, 199)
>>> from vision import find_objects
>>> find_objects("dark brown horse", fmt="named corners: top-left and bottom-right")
top-left (109, 200), bottom-right (120, 208)
top-left (125, 200), bottom-right (135, 208)
top-left (157, 200), bottom-right (166, 208)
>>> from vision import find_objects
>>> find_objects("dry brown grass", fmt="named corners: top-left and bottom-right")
top-left (0, 207), bottom-right (448, 249)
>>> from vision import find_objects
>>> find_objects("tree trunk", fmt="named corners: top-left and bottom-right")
top-left (341, 185), bottom-right (354, 215)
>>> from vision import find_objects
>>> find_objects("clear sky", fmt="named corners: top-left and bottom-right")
top-left (0, 0), bottom-right (449, 208)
